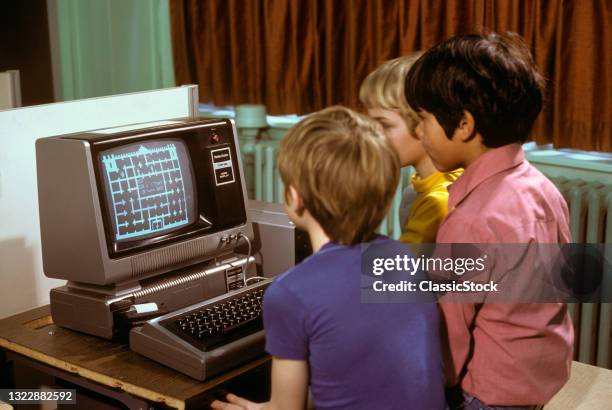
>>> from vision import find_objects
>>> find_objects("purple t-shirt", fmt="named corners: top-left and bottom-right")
top-left (263, 237), bottom-right (445, 410)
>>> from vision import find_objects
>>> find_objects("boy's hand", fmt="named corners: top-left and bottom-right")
top-left (211, 357), bottom-right (308, 410)
top-left (210, 393), bottom-right (265, 410)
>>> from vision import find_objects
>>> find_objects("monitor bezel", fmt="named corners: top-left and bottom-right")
top-left (89, 125), bottom-right (244, 258)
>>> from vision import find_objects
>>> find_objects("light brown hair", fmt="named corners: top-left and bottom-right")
top-left (359, 54), bottom-right (422, 133)
top-left (278, 106), bottom-right (400, 245)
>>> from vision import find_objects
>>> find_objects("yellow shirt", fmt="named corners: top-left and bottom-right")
top-left (399, 169), bottom-right (462, 244)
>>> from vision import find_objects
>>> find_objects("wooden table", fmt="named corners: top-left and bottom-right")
top-left (2, 306), bottom-right (611, 409)
top-left (0, 306), bottom-right (270, 409)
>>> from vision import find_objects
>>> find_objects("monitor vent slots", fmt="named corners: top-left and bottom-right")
top-left (131, 240), bottom-right (207, 277)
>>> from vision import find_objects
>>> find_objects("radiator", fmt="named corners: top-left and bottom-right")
top-left (244, 139), bottom-right (612, 370)
top-left (552, 177), bottom-right (612, 369)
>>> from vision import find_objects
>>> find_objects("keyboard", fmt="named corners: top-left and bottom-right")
top-left (130, 278), bottom-right (271, 380)
top-left (164, 282), bottom-right (266, 351)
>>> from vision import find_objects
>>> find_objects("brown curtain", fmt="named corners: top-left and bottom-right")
top-left (170, 0), bottom-right (611, 152)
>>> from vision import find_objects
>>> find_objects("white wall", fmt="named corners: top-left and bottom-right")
top-left (0, 85), bottom-right (198, 319)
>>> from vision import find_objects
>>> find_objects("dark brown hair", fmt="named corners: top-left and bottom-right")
top-left (278, 106), bottom-right (400, 245)
top-left (405, 32), bottom-right (545, 147)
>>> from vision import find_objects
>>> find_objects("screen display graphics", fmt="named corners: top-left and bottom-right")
top-left (99, 139), bottom-right (196, 242)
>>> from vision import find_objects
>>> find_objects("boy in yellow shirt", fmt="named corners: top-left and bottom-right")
top-left (359, 55), bottom-right (461, 243)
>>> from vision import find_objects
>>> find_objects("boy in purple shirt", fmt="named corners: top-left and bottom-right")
top-left (404, 33), bottom-right (573, 409)
top-left (212, 106), bottom-right (445, 410)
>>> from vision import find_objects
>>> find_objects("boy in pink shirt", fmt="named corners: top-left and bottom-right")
top-left (404, 33), bottom-right (573, 409)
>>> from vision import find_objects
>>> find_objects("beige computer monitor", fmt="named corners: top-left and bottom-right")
top-left (0, 85), bottom-right (199, 319)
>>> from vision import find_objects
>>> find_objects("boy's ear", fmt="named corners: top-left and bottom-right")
top-left (286, 185), bottom-right (306, 216)
top-left (413, 120), bottom-right (424, 141)
top-left (455, 110), bottom-right (477, 142)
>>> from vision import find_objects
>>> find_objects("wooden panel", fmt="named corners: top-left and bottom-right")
top-left (0, 305), bottom-right (270, 410)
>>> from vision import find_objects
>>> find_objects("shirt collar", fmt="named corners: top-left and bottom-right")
top-left (319, 235), bottom-right (388, 254)
top-left (412, 171), bottom-right (451, 193)
top-left (412, 169), bottom-right (463, 193)
top-left (447, 143), bottom-right (525, 210)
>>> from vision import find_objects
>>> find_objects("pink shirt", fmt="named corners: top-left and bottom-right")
top-left (437, 143), bottom-right (574, 406)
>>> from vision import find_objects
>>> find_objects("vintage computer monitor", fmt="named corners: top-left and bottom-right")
top-left (36, 118), bottom-right (256, 339)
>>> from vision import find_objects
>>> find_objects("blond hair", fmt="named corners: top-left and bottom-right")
top-left (278, 106), bottom-right (400, 246)
top-left (359, 53), bottom-right (422, 132)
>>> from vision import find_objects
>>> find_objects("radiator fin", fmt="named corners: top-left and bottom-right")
top-left (553, 177), bottom-right (612, 369)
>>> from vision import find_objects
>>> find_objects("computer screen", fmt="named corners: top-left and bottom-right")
top-left (99, 139), bottom-right (196, 242)
top-left (36, 118), bottom-right (253, 286)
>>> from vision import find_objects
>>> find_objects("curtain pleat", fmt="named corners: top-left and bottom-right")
top-left (170, 0), bottom-right (611, 152)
